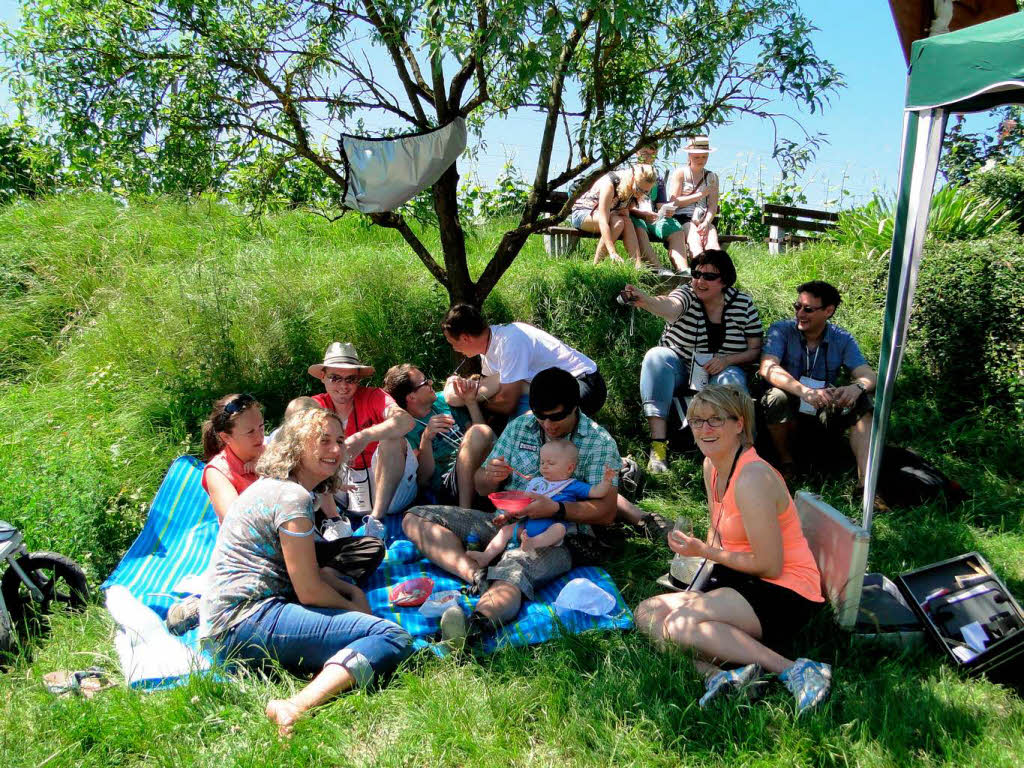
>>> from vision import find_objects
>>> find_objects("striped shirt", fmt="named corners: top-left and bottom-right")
top-left (659, 285), bottom-right (762, 364)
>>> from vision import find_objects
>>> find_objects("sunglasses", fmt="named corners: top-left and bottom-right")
top-left (691, 270), bottom-right (722, 282)
top-left (223, 393), bottom-right (256, 416)
top-left (689, 415), bottom-right (735, 429)
top-left (793, 302), bottom-right (825, 314)
top-left (325, 373), bottom-right (361, 385)
top-left (411, 377), bottom-right (433, 391)
top-left (535, 406), bottom-right (576, 423)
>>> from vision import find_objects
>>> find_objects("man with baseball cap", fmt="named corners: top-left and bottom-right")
top-left (308, 342), bottom-right (416, 533)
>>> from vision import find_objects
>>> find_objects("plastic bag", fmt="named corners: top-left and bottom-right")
top-left (418, 590), bottom-right (463, 618)
top-left (553, 578), bottom-right (617, 616)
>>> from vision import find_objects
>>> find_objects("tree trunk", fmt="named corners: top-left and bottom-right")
top-left (432, 163), bottom-right (476, 306)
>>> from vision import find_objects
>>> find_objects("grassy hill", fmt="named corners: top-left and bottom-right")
top-left (1, 195), bottom-right (1022, 767)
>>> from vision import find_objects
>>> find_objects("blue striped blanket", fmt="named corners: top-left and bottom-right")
top-left (103, 456), bottom-right (634, 684)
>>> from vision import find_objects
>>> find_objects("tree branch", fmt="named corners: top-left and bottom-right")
top-left (370, 211), bottom-right (448, 286)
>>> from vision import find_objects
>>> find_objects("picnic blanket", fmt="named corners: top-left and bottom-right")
top-left (103, 456), bottom-right (634, 687)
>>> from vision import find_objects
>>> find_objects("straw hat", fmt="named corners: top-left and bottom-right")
top-left (682, 136), bottom-right (717, 154)
top-left (307, 342), bottom-right (375, 379)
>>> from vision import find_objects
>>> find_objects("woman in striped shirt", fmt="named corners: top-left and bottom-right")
top-left (620, 249), bottom-right (762, 473)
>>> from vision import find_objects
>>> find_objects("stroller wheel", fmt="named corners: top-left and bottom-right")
top-left (1, 552), bottom-right (89, 635)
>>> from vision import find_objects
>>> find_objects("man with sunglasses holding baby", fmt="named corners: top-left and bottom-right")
top-left (759, 281), bottom-right (877, 486)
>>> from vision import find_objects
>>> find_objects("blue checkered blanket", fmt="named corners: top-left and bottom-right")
top-left (103, 456), bottom-right (634, 685)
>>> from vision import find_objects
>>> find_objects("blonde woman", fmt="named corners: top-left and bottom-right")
top-left (200, 407), bottom-right (412, 736)
top-left (666, 136), bottom-right (721, 263)
top-left (635, 385), bottom-right (831, 715)
top-left (570, 164), bottom-right (660, 268)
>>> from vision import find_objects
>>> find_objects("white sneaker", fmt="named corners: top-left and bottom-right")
top-left (439, 604), bottom-right (468, 651)
top-left (647, 456), bottom-right (669, 475)
top-left (322, 517), bottom-right (353, 542)
top-left (361, 515), bottom-right (386, 540)
top-left (780, 658), bottom-right (833, 715)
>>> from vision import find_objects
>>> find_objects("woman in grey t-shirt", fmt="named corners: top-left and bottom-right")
top-left (200, 407), bottom-right (411, 736)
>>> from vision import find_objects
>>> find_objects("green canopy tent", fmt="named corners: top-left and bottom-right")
top-left (861, 12), bottom-right (1024, 534)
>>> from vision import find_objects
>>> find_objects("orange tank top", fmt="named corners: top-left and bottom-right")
top-left (710, 447), bottom-right (824, 603)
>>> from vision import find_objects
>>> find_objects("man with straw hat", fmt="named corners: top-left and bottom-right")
top-left (307, 342), bottom-right (416, 536)
top-left (665, 135), bottom-right (721, 268)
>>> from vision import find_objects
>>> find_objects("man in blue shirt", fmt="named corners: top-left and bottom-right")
top-left (759, 281), bottom-right (877, 485)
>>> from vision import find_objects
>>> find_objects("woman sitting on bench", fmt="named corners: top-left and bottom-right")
top-left (569, 164), bottom-right (660, 269)
top-left (665, 136), bottom-right (721, 263)
top-left (635, 385), bottom-right (831, 716)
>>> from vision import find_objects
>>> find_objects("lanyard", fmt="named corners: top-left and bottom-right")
top-left (803, 345), bottom-right (821, 379)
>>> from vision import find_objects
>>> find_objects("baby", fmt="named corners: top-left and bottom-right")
top-left (467, 439), bottom-right (616, 565)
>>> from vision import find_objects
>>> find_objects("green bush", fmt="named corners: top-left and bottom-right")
top-left (971, 158), bottom-right (1024, 227)
top-left (911, 233), bottom-right (1024, 421)
top-left (717, 179), bottom-right (808, 239)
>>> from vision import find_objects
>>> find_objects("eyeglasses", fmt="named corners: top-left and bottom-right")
top-left (792, 302), bottom-right (824, 314)
top-left (411, 377), bottom-right (433, 391)
top-left (689, 415), bottom-right (735, 429)
top-left (691, 270), bottom-right (722, 282)
top-left (535, 406), bottom-right (576, 423)
top-left (223, 393), bottom-right (255, 416)
top-left (325, 373), bottom-right (360, 385)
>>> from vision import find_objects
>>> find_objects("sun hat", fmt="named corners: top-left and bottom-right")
top-left (307, 342), bottom-right (376, 379)
top-left (683, 136), bottom-right (717, 154)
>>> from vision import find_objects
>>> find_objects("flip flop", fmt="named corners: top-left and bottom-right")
top-left (43, 667), bottom-right (114, 699)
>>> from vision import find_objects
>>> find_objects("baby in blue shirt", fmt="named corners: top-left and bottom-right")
top-left (468, 439), bottom-right (615, 564)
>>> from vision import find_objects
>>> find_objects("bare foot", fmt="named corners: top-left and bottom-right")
top-left (266, 698), bottom-right (304, 738)
top-left (465, 550), bottom-right (491, 568)
top-left (520, 532), bottom-right (536, 552)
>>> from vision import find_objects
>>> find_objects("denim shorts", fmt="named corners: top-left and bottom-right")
top-left (569, 209), bottom-right (589, 229)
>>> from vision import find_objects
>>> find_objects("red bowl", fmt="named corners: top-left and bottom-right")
top-left (489, 491), bottom-right (533, 513)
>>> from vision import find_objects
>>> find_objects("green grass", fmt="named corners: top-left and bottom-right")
top-left (1, 194), bottom-right (1023, 767)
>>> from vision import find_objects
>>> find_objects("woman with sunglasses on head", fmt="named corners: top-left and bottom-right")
top-left (201, 393), bottom-right (266, 523)
top-left (382, 363), bottom-right (496, 509)
top-left (570, 164), bottom-right (661, 268)
top-left (635, 385), bottom-right (830, 716)
top-left (621, 249), bottom-right (762, 474)
top-left (200, 406), bottom-right (412, 737)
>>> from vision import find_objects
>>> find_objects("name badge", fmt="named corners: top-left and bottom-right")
top-left (518, 441), bottom-right (539, 452)
top-left (798, 376), bottom-right (825, 415)
top-left (689, 352), bottom-right (713, 392)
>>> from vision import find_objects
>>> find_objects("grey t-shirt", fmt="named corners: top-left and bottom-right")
top-left (199, 476), bottom-right (314, 639)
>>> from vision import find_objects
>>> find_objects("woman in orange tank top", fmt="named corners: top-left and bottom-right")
top-left (636, 385), bottom-right (833, 715)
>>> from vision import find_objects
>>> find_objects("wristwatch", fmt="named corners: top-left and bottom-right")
top-left (553, 502), bottom-right (567, 521)
top-left (853, 381), bottom-right (867, 393)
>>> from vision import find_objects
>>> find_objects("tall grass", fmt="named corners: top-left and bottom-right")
top-left (1, 195), bottom-right (1023, 767)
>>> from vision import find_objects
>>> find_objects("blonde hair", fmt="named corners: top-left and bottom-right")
top-left (284, 396), bottom-right (321, 420)
top-left (686, 384), bottom-right (755, 448)
top-left (255, 407), bottom-right (344, 494)
top-left (617, 163), bottom-right (656, 202)
top-left (540, 439), bottom-right (579, 464)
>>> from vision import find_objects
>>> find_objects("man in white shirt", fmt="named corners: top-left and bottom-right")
top-left (441, 303), bottom-right (606, 419)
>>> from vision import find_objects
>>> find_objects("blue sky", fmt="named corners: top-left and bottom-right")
top-left (0, 2), bottom-right (989, 205)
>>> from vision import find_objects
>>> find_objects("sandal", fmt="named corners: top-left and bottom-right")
top-left (43, 667), bottom-right (114, 699)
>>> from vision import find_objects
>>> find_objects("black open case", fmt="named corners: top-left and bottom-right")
top-left (897, 552), bottom-right (1024, 678)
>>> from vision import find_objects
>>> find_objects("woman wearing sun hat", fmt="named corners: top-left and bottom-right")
top-left (666, 136), bottom-right (722, 267)
top-left (307, 342), bottom-right (416, 533)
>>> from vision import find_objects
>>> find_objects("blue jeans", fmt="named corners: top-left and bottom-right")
top-left (219, 599), bottom-right (412, 687)
top-left (640, 346), bottom-right (748, 419)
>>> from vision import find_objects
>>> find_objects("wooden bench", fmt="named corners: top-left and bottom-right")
top-left (534, 190), bottom-right (749, 258)
top-left (762, 203), bottom-right (839, 255)
top-left (541, 226), bottom-right (749, 258)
